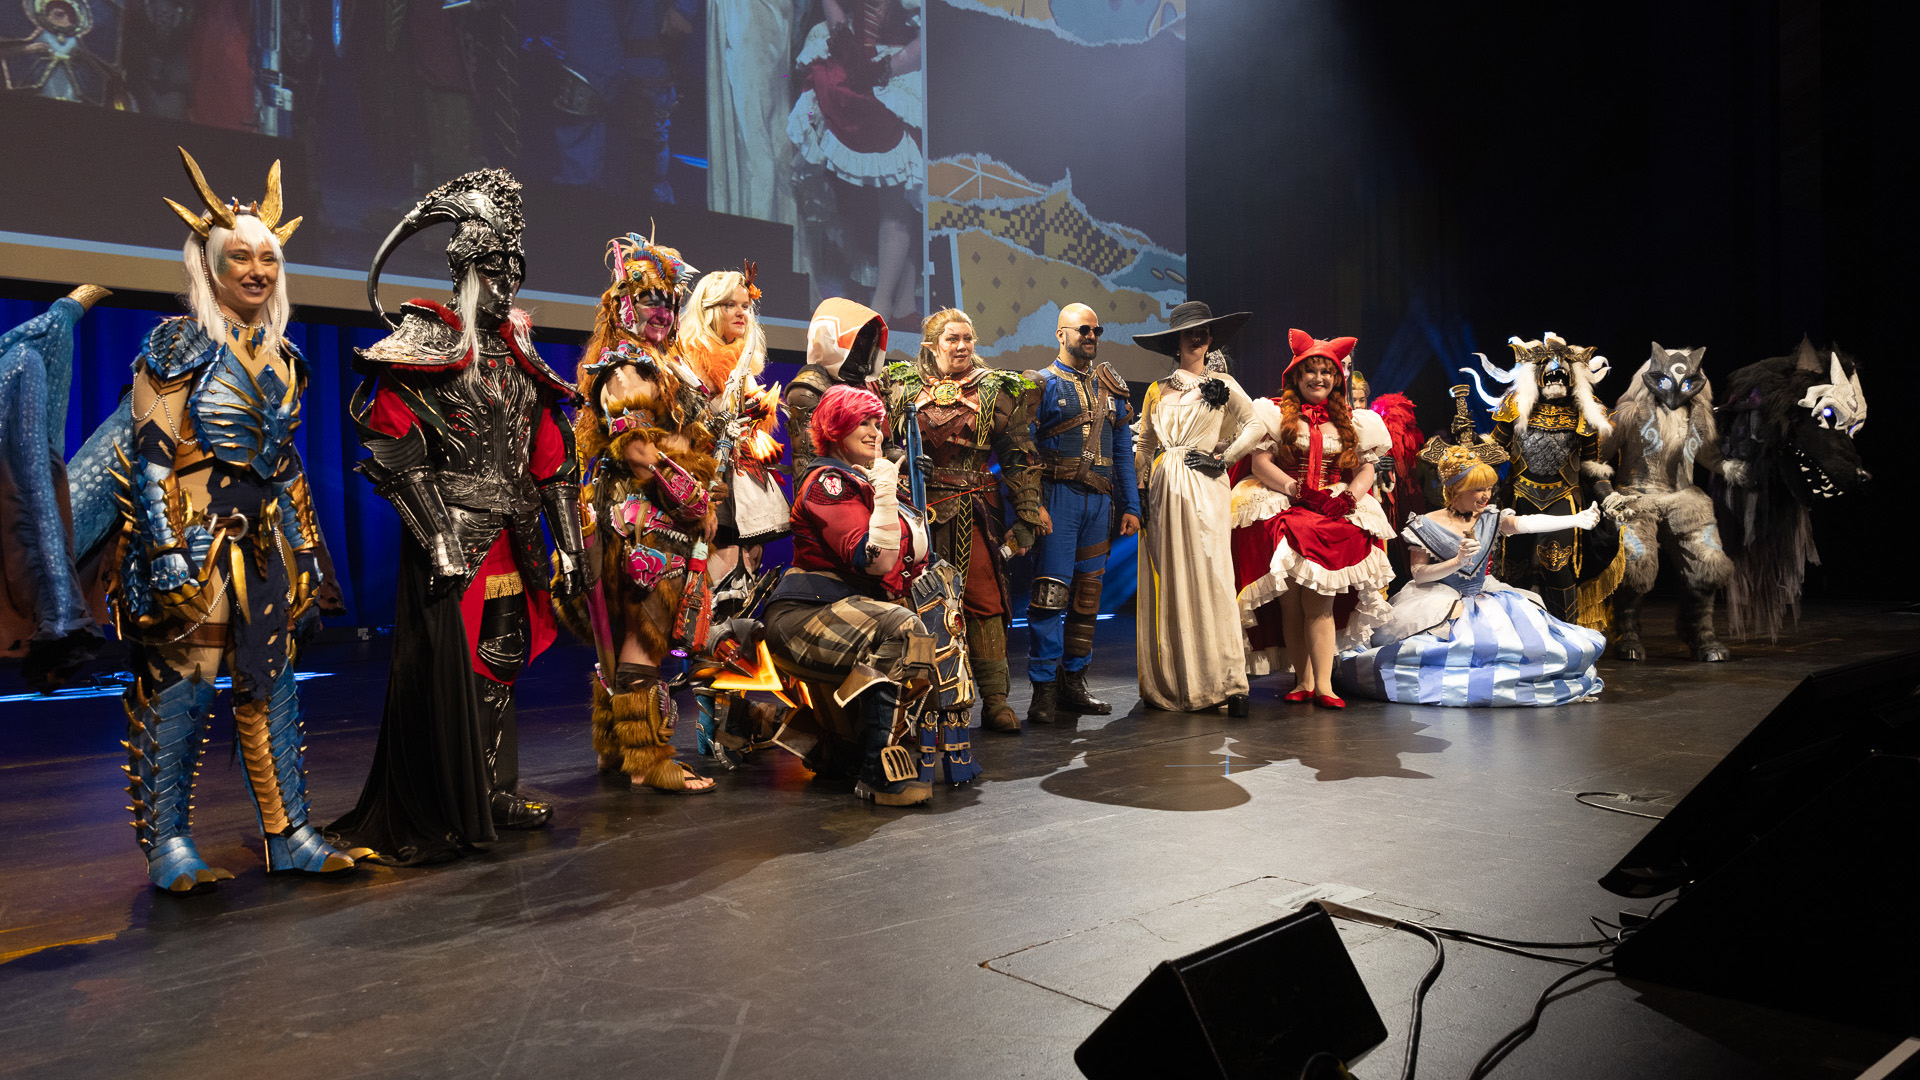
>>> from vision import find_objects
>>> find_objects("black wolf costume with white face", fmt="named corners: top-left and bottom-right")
top-left (1486, 332), bottom-right (1621, 629)
top-left (1601, 343), bottom-right (1750, 661)
top-left (1716, 338), bottom-right (1869, 641)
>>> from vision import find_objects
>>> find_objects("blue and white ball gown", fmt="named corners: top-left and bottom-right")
top-left (1336, 508), bottom-right (1605, 707)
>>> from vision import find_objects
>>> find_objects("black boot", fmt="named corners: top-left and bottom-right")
top-left (1226, 694), bottom-right (1250, 718)
top-left (1027, 680), bottom-right (1058, 725)
top-left (851, 681), bottom-right (931, 807)
top-left (1058, 669), bottom-right (1112, 715)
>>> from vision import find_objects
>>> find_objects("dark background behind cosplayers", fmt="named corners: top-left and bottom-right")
top-left (1186, 0), bottom-right (1916, 602)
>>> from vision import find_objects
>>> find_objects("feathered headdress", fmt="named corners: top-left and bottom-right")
top-left (163, 146), bottom-right (301, 245)
top-left (606, 228), bottom-right (696, 300)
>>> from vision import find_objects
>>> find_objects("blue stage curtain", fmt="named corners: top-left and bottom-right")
top-left (1, 297), bottom-right (582, 630)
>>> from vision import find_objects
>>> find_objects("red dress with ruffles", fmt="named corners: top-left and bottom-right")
top-left (1230, 402), bottom-right (1395, 675)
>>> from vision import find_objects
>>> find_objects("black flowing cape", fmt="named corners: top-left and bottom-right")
top-left (327, 534), bottom-right (494, 865)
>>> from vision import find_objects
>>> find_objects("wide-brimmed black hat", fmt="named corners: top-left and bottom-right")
top-left (1132, 300), bottom-right (1252, 357)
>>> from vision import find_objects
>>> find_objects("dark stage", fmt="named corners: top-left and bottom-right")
top-left (1, 605), bottom-right (1913, 1079)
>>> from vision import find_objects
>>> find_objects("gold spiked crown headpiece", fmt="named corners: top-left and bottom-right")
top-left (162, 146), bottom-right (302, 245)
top-left (1506, 331), bottom-right (1595, 368)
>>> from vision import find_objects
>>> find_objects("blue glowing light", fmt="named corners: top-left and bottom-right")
top-left (0, 671), bottom-right (335, 705)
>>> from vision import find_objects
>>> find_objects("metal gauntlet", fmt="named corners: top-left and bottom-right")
top-left (539, 480), bottom-right (587, 600)
top-left (380, 468), bottom-right (465, 581)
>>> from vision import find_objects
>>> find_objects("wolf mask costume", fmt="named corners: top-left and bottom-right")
top-left (1716, 337), bottom-right (1869, 641)
top-left (1602, 343), bottom-right (1750, 661)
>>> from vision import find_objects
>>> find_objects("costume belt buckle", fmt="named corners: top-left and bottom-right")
top-left (206, 509), bottom-right (249, 538)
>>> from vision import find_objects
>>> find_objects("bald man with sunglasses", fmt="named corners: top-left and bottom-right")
top-left (1023, 304), bottom-right (1141, 725)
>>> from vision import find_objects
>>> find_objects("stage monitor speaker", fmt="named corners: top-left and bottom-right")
top-left (1601, 649), bottom-right (1920, 899)
top-left (1612, 752), bottom-right (1920, 1035)
top-left (1074, 902), bottom-right (1387, 1080)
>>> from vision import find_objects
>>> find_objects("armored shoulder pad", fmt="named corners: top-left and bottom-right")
top-left (356, 301), bottom-right (471, 373)
top-left (1094, 362), bottom-right (1129, 397)
top-left (1492, 391), bottom-right (1519, 423)
top-left (136, 316), bottom-right (221, 381)
top-left (793, 364), bottom-right (834, 393)
top-left (885, 360), bottom-right (920, 384)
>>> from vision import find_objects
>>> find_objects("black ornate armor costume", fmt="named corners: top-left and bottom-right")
top-left (329, 170), bottom-right (584, 864)
top-left (1489, 333), bottom-right (1621, 629)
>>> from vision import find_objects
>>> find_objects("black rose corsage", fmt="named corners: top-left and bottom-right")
top-left (1200, 377), bottom-right (1230, 410)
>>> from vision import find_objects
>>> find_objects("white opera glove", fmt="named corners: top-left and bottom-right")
top-left (1456, 534), bottom-right (1480, 562)
top-left (1508, 506), bottom-right (1600, 534)
top-left (864, 457), bottom-right (901, 551)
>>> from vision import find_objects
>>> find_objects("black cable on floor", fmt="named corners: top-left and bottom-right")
top-left (1394, 920), bottom-right (1445, 1080)
top-left (1573, 790), bottom-right (1668, 820)
top-left (1465, 953), bottom-right (1617, 1079)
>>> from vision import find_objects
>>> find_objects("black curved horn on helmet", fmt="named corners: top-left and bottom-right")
top-left (365, 168), bottom-right (527, 328)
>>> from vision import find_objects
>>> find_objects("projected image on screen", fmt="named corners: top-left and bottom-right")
top-left (0, 0), bottom-right (1178, 347)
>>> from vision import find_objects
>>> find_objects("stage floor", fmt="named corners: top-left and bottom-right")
top-left (1, 602), bottom-right (1913, 1079)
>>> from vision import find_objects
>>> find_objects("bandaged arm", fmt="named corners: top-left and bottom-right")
top-left (863, 457), bottom-right (903, 577)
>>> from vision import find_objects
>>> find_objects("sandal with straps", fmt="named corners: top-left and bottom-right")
top-left (633, 759), bottom-right (716, 795)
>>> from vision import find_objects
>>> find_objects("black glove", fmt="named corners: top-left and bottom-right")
top-left (1184, 449), bottom-right (1227, 478)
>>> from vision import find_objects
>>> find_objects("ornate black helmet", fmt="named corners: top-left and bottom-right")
top-left (367, 168), bottom-right (527, 328)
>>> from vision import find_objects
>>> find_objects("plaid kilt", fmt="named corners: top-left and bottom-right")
top-left (764, 596), bottom-right (933, 685)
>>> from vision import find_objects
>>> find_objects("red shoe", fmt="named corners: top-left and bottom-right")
top-left (1314, 693), bottom-right (1346, 710)
top-left (1283, 687), bottom-right (1314, 703)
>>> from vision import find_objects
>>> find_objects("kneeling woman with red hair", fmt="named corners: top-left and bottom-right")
top-left (763, 384), bottom-right (943, 806)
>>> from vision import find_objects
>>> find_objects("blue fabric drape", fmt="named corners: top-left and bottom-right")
top-left (0, 297), bottom-right (579, 629)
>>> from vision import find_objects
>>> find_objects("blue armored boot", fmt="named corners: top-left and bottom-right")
top-left (125, 674), bottom-right (234, 892)
top-left (692, 686), bottom-right (748, 770)
top-left (235, 664), bottom-right (360, 874)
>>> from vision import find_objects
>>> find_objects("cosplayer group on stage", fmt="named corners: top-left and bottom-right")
top-left (0, 152), bottom-right (1871, 891)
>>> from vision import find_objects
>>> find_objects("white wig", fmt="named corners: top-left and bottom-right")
top-left (184, 214), bottom-right (292, 357)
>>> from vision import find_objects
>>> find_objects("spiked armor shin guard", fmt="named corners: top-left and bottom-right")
top-left (125, 674), bottom-right (232, 892)
top-left (235, 664), bottom-right (356, 873)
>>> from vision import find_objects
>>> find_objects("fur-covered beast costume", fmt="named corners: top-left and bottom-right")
top-left (1487, 333), bottom-right (1622, 630)
top-left (567, 233), bottom-right (722, 792)
top-left (1716, 338), bottom-right (1869, 641)
top-left (1601, 343), bottom-right (1749, 661)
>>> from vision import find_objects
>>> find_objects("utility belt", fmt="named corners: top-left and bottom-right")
top-left (1037, 451), bottom-right (1113, 495)
top-left (927, 464), bottom-right (994, 491)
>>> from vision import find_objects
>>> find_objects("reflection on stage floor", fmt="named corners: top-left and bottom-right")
top-left (1, 603), bottom-right (1912, 1079)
